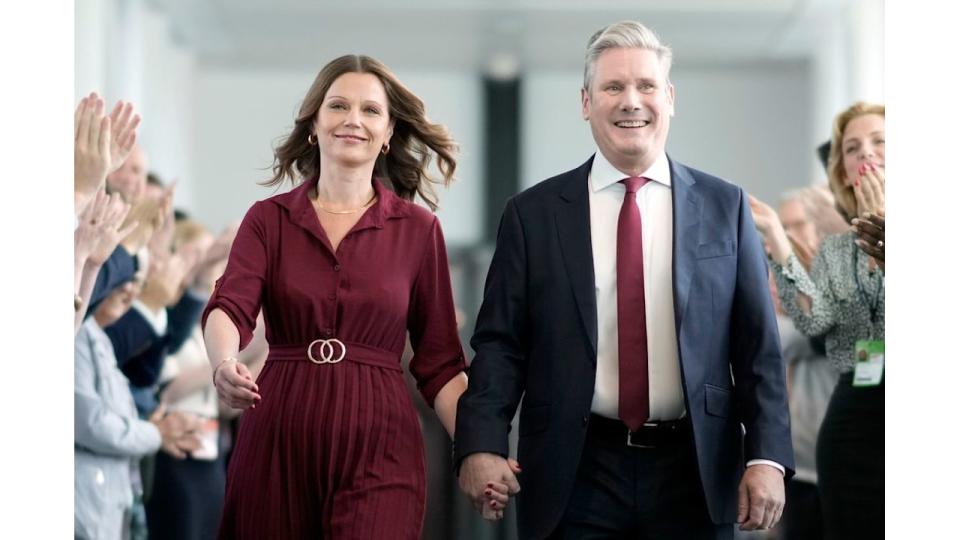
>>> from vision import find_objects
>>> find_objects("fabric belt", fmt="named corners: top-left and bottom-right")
top-left (587, 413), bottom-right (691, 448)
top-left (268, 340), bottom-right (402, 372)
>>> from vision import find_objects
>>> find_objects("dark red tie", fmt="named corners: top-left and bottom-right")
top-left (617, 176), bottom-right (650, 432)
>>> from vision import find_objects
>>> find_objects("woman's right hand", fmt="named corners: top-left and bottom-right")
top-left (213, 358), bottom-right (262, 410)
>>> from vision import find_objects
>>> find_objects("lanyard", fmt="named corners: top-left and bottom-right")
top-left (852, 242), bottom-right (883, 331)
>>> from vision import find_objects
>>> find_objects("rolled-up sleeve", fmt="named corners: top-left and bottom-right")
top-left (406, 217), bottom-right (466, 407)
top-left (202, 201), bottom-right (268, 350)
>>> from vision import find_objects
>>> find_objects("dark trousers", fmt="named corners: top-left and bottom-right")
top-left (776, 480), bottom-right (823, 540)
top-left (816, 373), bottom-right (884, 540)
top-left (146, 451), bottom-right (226, 540)
top-left (548, 416), bottom-right (732, 540)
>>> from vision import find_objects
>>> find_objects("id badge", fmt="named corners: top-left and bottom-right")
top-left (190, 418), bottom-right (220, 461)
top-left (852, 340), bottom-right (884, 387)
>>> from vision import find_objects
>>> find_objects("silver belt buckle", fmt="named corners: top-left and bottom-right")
top-left (307, 338), bottom-right (346, 364)
top-left (626, 422), bottom-right (657, 448)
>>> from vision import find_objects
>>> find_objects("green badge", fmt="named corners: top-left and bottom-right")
top-left (852, 340), bottom-right (884, 387)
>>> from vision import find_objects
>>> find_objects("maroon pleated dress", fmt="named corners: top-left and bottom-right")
top-left (202, 178), bottom-right (466, 539)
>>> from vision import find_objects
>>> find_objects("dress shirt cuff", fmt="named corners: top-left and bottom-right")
top-left (132, 299), bottom-right (169, 335)
top-left (746, 459), bottom-right (785, 476)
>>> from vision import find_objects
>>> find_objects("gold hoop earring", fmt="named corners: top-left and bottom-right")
top-left (381, 143), bottom-right (390, 155)
top-left (307, 133), bottom-right (317, 145)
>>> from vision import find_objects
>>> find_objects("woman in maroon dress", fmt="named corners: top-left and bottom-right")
top-left (201, 55), bottom-right (472, 539)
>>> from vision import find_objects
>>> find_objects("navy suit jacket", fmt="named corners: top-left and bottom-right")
top-left (455, 155), bottom-right (794, 539)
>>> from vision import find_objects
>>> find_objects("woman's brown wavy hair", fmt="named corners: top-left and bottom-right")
top-left (263, 55), bottom-right (457, 211)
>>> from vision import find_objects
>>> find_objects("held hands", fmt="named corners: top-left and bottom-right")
top-left (736, 464), bottom-right (785, 531)
top-left (148, 402), bottom-right (202, 459)
top-left (213, 358), bottom-right (262, 410)
top-left (458, 452), bottom-right (522, 521)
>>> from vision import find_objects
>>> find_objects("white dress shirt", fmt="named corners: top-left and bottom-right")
top-left (588, 149), bottom-right (685, 421)
top-left (586, 148), bottom-right (784, 475)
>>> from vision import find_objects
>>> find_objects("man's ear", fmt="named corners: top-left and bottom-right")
top-left (581, 87), bottom-right (591, 121)
top-left (666, 82), bottom-right (676, 117)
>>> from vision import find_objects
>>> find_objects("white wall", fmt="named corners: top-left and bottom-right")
top-left (522, 61), bottom-right (813, 205)
top-left (191, 67), bottom-right (483, 245)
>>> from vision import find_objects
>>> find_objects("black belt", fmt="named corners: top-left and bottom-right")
top-left (587, 414), bottom-right (691, 448)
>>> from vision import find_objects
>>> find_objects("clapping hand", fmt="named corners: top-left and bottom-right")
top-left (106, 99), bottom-right (141, 175)
top-left (852, 211), bottom-right (885, 271)
top-left (74, 93), bottom-right (111, 209)
top-left (120, 197), bottom-right (165, 254)
top-left (747, 194), bottom-right (791, 263)
top-left (74, 92), bottom-right (140, 212)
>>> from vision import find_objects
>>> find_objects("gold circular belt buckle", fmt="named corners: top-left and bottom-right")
top-left (307, 338), bottom-right (346, 364)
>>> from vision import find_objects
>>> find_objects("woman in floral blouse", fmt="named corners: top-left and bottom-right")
top-left (749, 102), bottom-right (885, 540)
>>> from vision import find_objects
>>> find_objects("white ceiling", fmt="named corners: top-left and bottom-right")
top-left (146, 0), bottom-right (852, 72)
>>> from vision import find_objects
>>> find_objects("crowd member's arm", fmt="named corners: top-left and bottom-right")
top-left (75, 327), bottom-right (198, 459)
top-left (749, 195), bottom-right (838, 337)
top-left (75, 191), bottom-right (135, 333)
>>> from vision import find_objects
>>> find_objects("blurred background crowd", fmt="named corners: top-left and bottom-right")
top-left (63, 0), bottom-right (892, 539)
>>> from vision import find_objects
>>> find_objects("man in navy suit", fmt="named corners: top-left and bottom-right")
top-left (455, 20), bottom-right (794, 539)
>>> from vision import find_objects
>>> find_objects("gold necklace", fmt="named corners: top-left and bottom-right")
top-left (313, 192), bottom-right (377, 215)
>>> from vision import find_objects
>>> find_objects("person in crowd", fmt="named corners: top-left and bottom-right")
top-left (146, 219), bottom-right (237, 540)
top-left (768, 186), bottom-right (846, 540)
top-left (106, 143), bottom-right (149, 204)
top-left (748, 102), bottom-right (885, 539)
top-left (455, 20), bottom-right (793, 539)
top-left (202, 54), bottom-right (469, 539)
top-left (75, 268), bottom-right (201, 540)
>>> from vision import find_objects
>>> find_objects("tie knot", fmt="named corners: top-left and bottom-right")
top-left (620, 176), bottom-right (649, 194)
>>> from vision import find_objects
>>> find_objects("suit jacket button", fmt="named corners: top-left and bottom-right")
top-left (582, 415), bottom-right (589, 427)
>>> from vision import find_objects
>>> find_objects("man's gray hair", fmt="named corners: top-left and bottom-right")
top-left (583, 20), bottom-right (673, 91)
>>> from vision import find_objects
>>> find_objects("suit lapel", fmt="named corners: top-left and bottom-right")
top-left (556, 157), bottom-right (598, 357)
top-left (670, 159), bottom-right (702, 332)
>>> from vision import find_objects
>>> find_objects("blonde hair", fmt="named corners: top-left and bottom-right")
top-left (173, 219), bottom-right (210, 252)
top-left (826, 102), bottom-right (885, 220)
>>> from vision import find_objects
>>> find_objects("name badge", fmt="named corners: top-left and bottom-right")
top-left (852, 340), bottom-right (884, 387)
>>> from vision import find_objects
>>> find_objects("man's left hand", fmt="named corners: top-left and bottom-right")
top-left (736, 464), bottom-right (785, 531)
